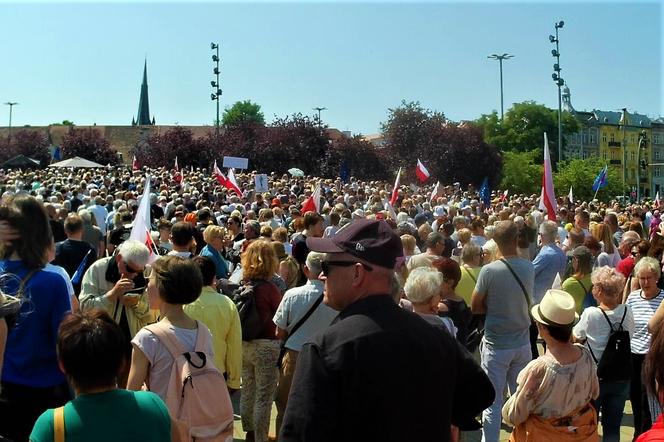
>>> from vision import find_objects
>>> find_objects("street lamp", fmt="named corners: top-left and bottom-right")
top-left (313, 107), bottom-right (326, 129)
top-left (637, 130), bottom-right (649, 201)
top-left (486, 53), bottom-right (514, 121)
top-left (4, 102), bottom-right (18, 143)
top-left (550, 20), bottom-right (565, 163)
top-left (210, 42), bottom-right (222, 134)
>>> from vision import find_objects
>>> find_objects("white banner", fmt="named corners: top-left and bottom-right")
top-left (222, 156), bottom-right (249, 170)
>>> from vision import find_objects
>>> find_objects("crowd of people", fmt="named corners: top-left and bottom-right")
top-left (0, 164), bottom-right (663, 441)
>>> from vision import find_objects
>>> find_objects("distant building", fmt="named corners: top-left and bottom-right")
top-left (132, 60), bottom-right (155, 126)
top-left (652, 119), bottom-right (664, 196)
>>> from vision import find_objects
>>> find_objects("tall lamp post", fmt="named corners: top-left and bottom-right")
top-left (210, 42), bottom-right (222, 134)
top-left (550, 21), bottom-right (565, 163)
top-left (4, 101), bottom-right (18, 143)
top-left (637, 130), bottom-right (649, 202)
top-left (487, 54), bottom-right (513, 122)
top-left (313, 107), bottom-right (326, 129)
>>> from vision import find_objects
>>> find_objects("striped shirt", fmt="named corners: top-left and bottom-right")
top-left (626, 289), bottom-right (664, 354)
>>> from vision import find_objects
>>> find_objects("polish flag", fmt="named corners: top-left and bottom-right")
top-left (500, 190), bottom-right (509, 202)
top-left (301, 184), bottom-right (321, 214)
top-left (415, 159), bottom-right (430, 183)
top-left (173, 156), bottom-right (182, 183)
top-left (213, 160), bottom-right (228, 186)
top-left (538, 133), bottom-right (557, 221)
top-left (655, 191), bottom-right (660, 209)
top-left (129, 175), bottom-right (158, 263)
top-left (132, 155), bottom-right (139, 171)
top-left (429, 181), bottom-right (440, 203)
top-left (226, 168), bottom-right (243, 197)
top-left (389, 168), bottom-right (401, 206)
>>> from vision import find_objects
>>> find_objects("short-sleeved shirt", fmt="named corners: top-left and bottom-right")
top-left (626, 289), bottom-right (664, 354)
top-left (475, 257), bottom-right (534, 349)
top-left (132, 322), bottom-right (214, 401)
top-left (573, 304), bottom-right (635, 361)
top-left (30, 389), bottom-right (170, 442)
top-left (561, 275), bottom-right (593, 314)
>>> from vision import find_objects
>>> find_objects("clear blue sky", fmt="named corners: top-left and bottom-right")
top-left (1, 0), bottom-right (662, 135)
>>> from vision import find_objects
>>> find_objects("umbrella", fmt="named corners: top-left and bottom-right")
top-left (288, 168), bottom-right (304, 177)
top-left (48, 156), bottom-right (105, 168)
top-left (2, 155), bottom-right (41, 169)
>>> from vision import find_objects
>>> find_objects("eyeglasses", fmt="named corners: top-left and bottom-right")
top-left (631, 251), bottom-right (639, 257)
top-left (124, 261), bottom-right (145, 275)
top-left (321, 260), bottom-right (373, 277)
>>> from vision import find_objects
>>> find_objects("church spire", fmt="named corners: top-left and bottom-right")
top-left (135, 59), bottom-right (153, 125)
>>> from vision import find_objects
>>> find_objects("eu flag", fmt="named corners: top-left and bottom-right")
top-left (592, 165), bottom-right (608, 192)
top-left (479, 177), bottom-right (491, 206)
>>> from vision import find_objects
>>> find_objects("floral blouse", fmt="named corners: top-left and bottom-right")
top-left (502, 344), bottom-right (599, 426)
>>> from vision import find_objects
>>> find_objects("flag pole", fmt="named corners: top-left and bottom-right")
top-left (592, 187), bottom-right (600, 201)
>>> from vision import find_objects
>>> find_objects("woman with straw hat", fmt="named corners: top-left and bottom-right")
top-left (503, 289), bottom-right (599, 441)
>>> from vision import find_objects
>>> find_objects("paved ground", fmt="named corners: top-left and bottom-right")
top-left (230, 393), bottom-right (637, 441)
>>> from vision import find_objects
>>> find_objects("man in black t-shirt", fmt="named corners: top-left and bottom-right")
top-left (53, 214), bottom-right (94, 296)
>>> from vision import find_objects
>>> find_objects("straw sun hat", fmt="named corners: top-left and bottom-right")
top-left (531, 289), bottom-right (578, 327)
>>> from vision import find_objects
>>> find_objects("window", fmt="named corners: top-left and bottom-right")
top-left (589, 131), bottom-right (596, 144)
top-left (656, 167), bottom-right (661, 178)
top-left (655, 134), bottom-right (661, 144)
top-left (610, 133), bottom-right (615, 142)
top-left (631, 151), bottom-right (636, 161)
top-left (602, 151), bottom-right (608, 160)
top-left (602, 133), bottom-right (607, 143)
top-left (656, 150), bottom-right (661, 160)
top-left (582, 132), bottom-right (588, 144)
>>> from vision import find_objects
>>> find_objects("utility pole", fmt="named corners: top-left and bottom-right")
top-left (550, 21), bottom-right (565, 163)
top-left (210, 42), bottom-right (221, 135)
top-left (487, 54), bottom-right (514, 121)
top-left (313, 107), bottom-right (326, 130)
top-left (4, 102), bottom-right (18, 143)
top-left (621, 108), bottom-right (627, 199)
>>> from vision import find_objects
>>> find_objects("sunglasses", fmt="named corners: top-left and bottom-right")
top-left (124, 261), bottom-right (145, 275)
top-left (321, 260), bottom-right (373, 277)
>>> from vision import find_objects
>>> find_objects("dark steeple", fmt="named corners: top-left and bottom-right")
top-left (135, 60), bottom-right (153, 125)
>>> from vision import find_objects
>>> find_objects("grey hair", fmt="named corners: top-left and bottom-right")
top-left (591, 266), bottom-right (626, 300)
top-left (305, 251), bottom-right (324, 278)
top-left (461, 243), bottom-right (482, 265)
top-left (404, 267), bottom-right (443, 304)
top-left (539, 220), bottom-right (559, 242)
top-left (117, 240), bottom-right (150, 267)
top-left (77, 208), bottom-right (92, 223)
top-left (634, 256), bottom-right (662, 280)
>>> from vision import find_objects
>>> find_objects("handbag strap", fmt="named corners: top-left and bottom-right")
top-left (284, 294), bottom-right (324, 347)
top-left (577, 278), bottom-right (589, 294)
top-left (463, 266), bottom-right (477, 284)
top-left (499, 258), bottom-right (531, 308)
top-left (54, 406), bottom-right (65, 442)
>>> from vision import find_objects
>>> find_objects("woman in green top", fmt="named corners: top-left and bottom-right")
top-left (562, 245), bottom-right (594, 314)
top-left (30, 310), bottom-right (170, 442)
top-left (456, 243), bottom-right (482, 306)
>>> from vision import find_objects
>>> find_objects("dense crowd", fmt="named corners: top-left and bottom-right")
top-left (0, 164), bottom-right (664, 442)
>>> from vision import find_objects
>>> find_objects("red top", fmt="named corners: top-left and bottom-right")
top-left (616, 256), bottom-right (635, 278)
top-left (637, 414), bottom-right (664, 442)
top-left (254, 280), bottom-right (282, 340)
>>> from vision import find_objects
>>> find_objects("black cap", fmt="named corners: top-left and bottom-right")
top-left (306, 219), bottom-right (403, 269)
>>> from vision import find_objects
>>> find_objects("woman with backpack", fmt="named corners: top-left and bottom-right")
top-left (237, 240), bottom-right (282, 442)
top-left (573, 266), bottom-right (635, 442)
top-left (127, 255), bottom-right (234, 442)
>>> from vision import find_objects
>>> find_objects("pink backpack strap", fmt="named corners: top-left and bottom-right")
top-left (193, 321), bottom-right (212, 353)
top-left (145, 321), bottom-right (187, 359)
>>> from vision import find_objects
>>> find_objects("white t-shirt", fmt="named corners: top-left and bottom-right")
top-left (626, 289), bottom-right (664, 354)
top-left (132, 323), bottom-right (214, 402)
top-left (573, 304), bottom-right (634, 361)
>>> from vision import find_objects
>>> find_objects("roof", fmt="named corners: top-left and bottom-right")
top-left (2, 155), bottom-right (41, 168)
top-left (592, 110), bottom-right (651, 127)
top-left (48, 156), bottom-right (105, 168)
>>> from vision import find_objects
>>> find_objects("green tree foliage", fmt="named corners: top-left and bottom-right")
top-left (61, 128), bottom-right (119, 165)
top-left (0, 129), bottom-right (51, 166)
top-left (500, 150), bottom-right (542, 196)
top-left (554, 158), bottom-right (624, 202)
top-left (221, 100), bottom-right (265, 127)
top-left (381, 101), bottom-right (502, 187)
top-left (475, 101), bottom-right (580, 167)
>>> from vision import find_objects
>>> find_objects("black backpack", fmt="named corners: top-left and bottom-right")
top-left (232, 280), bottom-right (265, 341)
top-left (588, 307), bottom-right (632, 382)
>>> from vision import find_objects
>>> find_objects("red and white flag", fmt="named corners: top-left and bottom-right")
top-left (429, 181), bottom-right (440, 203)
top-left (226, 168), bottom-right (243, 197)
top-left (500, 189), bottom-right (509, 202)
top-left (538, 133), bottom-right (557, 221)
top-left (213, 160), bottom-right (228, 186)
top-left (415, 159), bottom-right (430, 183)
top-left (389, 168), bottom-right (401, 206)
top-left (301, 184), bottom-right (321, 214)
top-left (173, 156), bottom-right (182, 183)
top-left (655, 191), bottom-right (660, 209)
top-left (129, 175), bottom-right (158, 263)
top-left (132, 155), bottom-right (139, 171)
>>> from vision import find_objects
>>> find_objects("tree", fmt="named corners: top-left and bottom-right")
top-left (381, 101), bottom-right (502, 187)
top-left (500, 150), bottom-right (543, 196)
top-left (323, 136), bottom-right (388, 180)
top-left (475, 101), bottom-right (580, 167)
top-left (0, 129), bottom-right (51, 166)
top-left (61, 128), bottom-right (119, 165)
top-left (554, 158), bottom-right (624, 202)
top-left (222, 100), bottom-right (265, 127)
top-left (134, 126), bottom-right (207, 169)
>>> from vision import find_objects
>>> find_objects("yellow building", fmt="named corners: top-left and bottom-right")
top-left (594, 110), bottom-right (652, 199)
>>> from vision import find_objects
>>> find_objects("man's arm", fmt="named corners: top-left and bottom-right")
top-left (470, 290), bottom-right (487, 314)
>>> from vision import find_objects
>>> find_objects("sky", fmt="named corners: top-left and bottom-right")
top-left (1, 0), bottom-right (662, 135)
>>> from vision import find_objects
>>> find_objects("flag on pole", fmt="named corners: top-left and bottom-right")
top-left (301, 184), bottom-right (321, 214)
top-left (655, 191), bottom-right (660, 209)
top-left (389, 168), bottom-right (401, 206)
top-left (479, 177), bottom-right (491, 206)
top-left (384, 199), bottom-right (398, 221)
top-left (132, 155), bottom-right (140, 171)
top-left (500, 189), bottom-right (509, 202)
top-left (71, 249), bottom-right (93, 286)
top-left (52, 146), bottom-right (62, 161)
top-left (129, 175), bottom-right (157, 263)
top-left (568, 186), bottom-right (574, 204)
top-left (213, 160), bottom-right (228, 186)
top-left (538, 133), bottom-right (557, 221)
top-left (226, 168), bottom-right (243, 197)
top-left (415, 159), bottom-right (430, 183)
top-left (592, 165), bottom-right (608, 192)
top-left (429, 181), bottom-right (441, 203)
